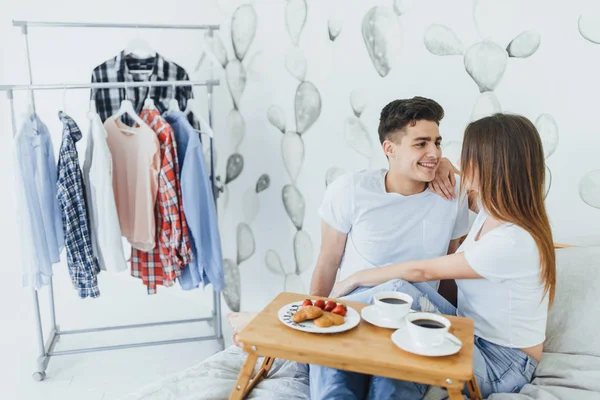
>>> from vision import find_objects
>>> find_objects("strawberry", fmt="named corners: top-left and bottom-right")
top-left (332, 304), bottom-right (347, 316)
top-left (313, 299), bottom-right (325, 309)
top-left (302, 299), bottom-right (313, 308)
top-left (324, 300), bottom-right (337, 312)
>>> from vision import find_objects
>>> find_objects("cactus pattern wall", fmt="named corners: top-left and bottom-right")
top-left (207, 0), bottom-right (600, 313)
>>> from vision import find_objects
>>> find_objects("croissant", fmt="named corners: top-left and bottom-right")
top-left (292, 306), bottom-right (324, 323)
top-left (314, 315), bottom-right (333, 327)
top-left (313, 312), bottom-right (345, 327)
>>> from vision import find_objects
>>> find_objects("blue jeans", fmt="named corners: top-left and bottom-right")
top-left (309, 279), bottom-right (538, 399)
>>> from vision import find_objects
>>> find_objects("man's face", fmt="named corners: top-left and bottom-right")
top-left (383, 120), bottom-right (442, 182)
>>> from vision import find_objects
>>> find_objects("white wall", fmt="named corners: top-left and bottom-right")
top-left (210, 0), bottom-right (600, 313)
top-left (1, 0), bottom-right (599, 323)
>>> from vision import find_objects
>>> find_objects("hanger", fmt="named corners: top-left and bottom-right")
top-left (143, 83), bottom-right (156, 110)
top-left (25, 103), bottom-right (35, 121)
top-left (113, 83), bottom-right (146, 134)
top-left (124, 29), bottom-right (156, 75)
top-left (62, 84), bottom-right (68, 114)
top-left (167, 83), bottom-right (181, 113)
top-left (88, 99), bottom-right (97, 120)
top-left (26, 90), bottom-right (35, 118)
top-left (125, 37), bottom-right (155, 58)
top-left (183, 98), bottom-right (214, 138)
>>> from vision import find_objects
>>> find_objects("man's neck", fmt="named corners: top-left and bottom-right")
top-left (385, 170), bottom-right (427, 196)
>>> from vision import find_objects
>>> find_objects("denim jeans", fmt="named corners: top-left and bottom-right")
top-left (309, 279), bottom-right (538, 400)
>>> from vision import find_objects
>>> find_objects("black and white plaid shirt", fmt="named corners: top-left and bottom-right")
top-left (57, 112), bottom-right (101, 298)
top-left (91, 51), bottom-right (197, 128)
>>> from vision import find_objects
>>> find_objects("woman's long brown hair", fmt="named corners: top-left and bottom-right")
top-left (460, 113), bottom-right (556, 305)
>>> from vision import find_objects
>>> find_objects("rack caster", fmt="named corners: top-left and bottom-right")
top-left (32, 371), bottom-right (46, 382)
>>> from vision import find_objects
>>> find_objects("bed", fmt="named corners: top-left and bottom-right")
top-left (121, 246), bottom-right (600, 400)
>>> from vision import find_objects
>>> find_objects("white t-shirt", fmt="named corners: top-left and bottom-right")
top-left (456, 208), bottom-right (548, 348)
top-left (319, 169), bottom-right (470, 289)
top-left (82, 113), bottom-right (128, 273)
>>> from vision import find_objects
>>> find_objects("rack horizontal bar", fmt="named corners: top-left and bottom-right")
top-left (0, 79), bottom-right (219, 92)
top-left (48, 335), bottom-right (219, 356)
top-left (13, 20), bottom-right (219, 31)
top-left (58, 317), bottom-right (212, 335)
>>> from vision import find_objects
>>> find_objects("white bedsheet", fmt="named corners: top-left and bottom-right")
top-left (119, 345), bottom-right (310, 400)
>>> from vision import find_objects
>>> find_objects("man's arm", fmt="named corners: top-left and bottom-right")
top-left (309, 221), bottom-right (348, 297)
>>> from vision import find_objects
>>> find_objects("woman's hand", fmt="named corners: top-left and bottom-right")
top-left (330, 275), bottom-right (360, 298)
top-left (430, 157), bottom-right (458, 200)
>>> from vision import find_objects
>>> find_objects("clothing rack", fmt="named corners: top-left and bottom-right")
top-left (4, 19), bottom-right (224, 382)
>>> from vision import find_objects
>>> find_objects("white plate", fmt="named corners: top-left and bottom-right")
top-left (278, 301), bottom-right (361, 333)
top-left (391, 328), bottom-right (462, 357)
top-left (361, 305), bottom-right (416, 329)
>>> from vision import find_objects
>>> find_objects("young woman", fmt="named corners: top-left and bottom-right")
top-left (322, 113), bottom-right (556, 399)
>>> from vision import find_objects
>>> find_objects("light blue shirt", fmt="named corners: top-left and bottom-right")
top-left (165, 112), bottom-right (224, 291)
top-left (14, 115), bottom-right (64, 289)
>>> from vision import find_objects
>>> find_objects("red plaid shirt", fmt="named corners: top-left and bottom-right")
top-left (131, 108), bottom-right (193, 294)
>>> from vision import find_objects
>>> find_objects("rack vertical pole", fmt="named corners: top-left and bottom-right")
top-left (21, 24), bottom-right (58, 333)
top-left (206, 28), bottom-right (223, 349)
top-left (8, 89), bottom-right (48, 381)
top-left (209, 85), bottom-right (224, 348)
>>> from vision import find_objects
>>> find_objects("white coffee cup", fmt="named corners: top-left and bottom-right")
top-left (406, 312), bottom-right (451, 348)
top-left (373, 291), bottom-right (413, 322)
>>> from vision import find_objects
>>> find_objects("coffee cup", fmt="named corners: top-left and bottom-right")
top-left (406, 312), bottom-right (451, 348)
top-left (373, 291), bottom-right (413, 322)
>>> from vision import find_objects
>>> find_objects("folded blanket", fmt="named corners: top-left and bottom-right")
top-left (487, 353), bottom-right (600, 400)
top-left (119, 345), bottom-right (310, 400)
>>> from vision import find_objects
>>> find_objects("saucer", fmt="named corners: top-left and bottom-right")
top-left (391, 328), bottom-right (462, 357)
top-left (361, 305), bottom-right (409, 329)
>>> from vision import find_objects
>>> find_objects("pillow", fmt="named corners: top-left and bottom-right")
top-left (543, 246), bottom-right (600, 357)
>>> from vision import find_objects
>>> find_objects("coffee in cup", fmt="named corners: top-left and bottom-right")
top-left (406, 312), bottom-right (451, 347)
top-left (373, 291), bottom-right (413, 322)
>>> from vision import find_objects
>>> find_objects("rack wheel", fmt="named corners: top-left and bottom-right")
top-left (32, 372), bottom-right (46, 382)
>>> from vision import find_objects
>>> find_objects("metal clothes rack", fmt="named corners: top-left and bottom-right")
top-left (3, 20), bottom-right (224, 382)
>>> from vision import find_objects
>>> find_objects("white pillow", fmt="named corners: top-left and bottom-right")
top-left (543, 246), bottom-right (600, 357)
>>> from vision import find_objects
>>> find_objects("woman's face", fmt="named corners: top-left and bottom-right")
top-left (463, 166), bottom-right (480, 192)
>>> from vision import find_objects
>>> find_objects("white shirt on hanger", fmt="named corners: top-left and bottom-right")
top-left (82, 112), bottom-right (128, 272)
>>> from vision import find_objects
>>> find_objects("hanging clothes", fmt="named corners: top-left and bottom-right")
top-left (165, 111), bottom-right (224, 291)
top-left (91, 51), bottom-right (197, 127)
top-left (13, 115), bottom-right (64, 290)
top-left (104, 113), bottom-right (160, 251)
top-left (56, 112), bottom-right (100, 298)
top-left (82, 111), bottom-right (128, 273)
top-left (131, 108), bottom-right (193, 294)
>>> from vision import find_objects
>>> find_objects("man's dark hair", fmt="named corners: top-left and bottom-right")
top-left (378, 97), bottom-right (445, 144)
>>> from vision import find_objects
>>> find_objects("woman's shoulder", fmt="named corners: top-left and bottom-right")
top-left (490, 223), bottom-right (541, 269)
top-left (500, 222), bottom-right (535, 242)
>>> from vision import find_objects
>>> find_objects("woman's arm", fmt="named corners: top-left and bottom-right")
top-left (331, 252), bottom-right (483, 298)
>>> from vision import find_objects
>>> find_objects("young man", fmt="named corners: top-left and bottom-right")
top-left (310, 96), bottom-right (469, 298)
top-left (308, 97), bottom-right (470, 400)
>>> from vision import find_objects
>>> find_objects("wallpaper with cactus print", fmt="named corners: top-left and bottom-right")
top-left (208, 0), bottom-right (600, 312)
